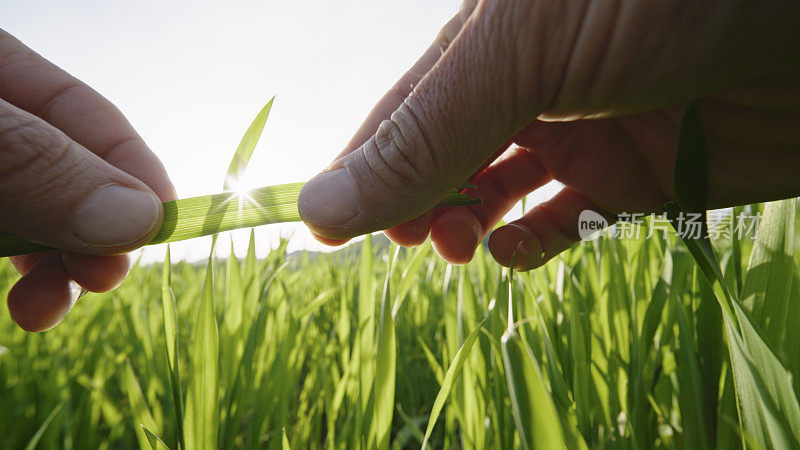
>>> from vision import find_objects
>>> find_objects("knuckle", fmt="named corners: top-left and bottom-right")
top-left (436, 0), bottom-right (477, 53)
top-left (36, 83), bottom-right (85, 120)
top-left (0, 111), bottom-right (78, 197)
top-left (367, 107), bottom-right (441, 195)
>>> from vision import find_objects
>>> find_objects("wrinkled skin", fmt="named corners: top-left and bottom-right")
top-left (298, 0), bottom-right (800, 269)
top-left (0, 29), bottom-right (175, 331)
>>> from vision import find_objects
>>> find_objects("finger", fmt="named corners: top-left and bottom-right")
top-left (308, 2), bottom-right (476, 247)
top-left (299, 1), bottom-right (535, 239)
top-left (0, 99), bottom-right (163, 254)
top-left (0, 29), bottom-right (175, 201)
top-left (1, 30), bottom-right (175, 304)
top-left (338, 0), bottom-right (477, 158)
top-left (385, 140), bottom-right (510, 248)
top-left (311, 234), bottom-right (351, 247)
top-left (430, 147), bottom-right (551, 264)
top-left (6, 251), bottom-right (79, 332)
top-left (62, 252), bottom-right (130, 293)
top-left (384, 211), bottom-right (436, 247)
top-left (10, 251), bottom-right (129, 293)
top-left (9, 252), bottom-right (51, 275)
top-left (488, 187), bottom-right (613, 271)
top-left (430, 208), bottom-right (483, 265)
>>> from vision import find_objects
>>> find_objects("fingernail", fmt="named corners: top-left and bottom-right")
top-left (72, 185), bottom-right (161, 247)
top-left (511, 225), bottom-right (544, 270)
top-left (298, 169), bottom-right (360, 228)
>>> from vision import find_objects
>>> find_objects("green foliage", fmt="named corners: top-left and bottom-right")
top-left (0, 207), bottom-right (799, 448)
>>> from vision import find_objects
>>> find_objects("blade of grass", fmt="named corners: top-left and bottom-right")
top-left (23, 401), bottom-right (64, 450)
top-left (501, 327), bottom-right (573, 450)
top-left (671, 278), bottom-right (714, 449)
top-left (674, 101), bottom-right (708, 214)
top-left (184, 251), bottom-right (220, 449)
top-left (421, 319), bottom-right (486, 450)
top-left (417, 337), bottom-right (445, 385)
top-left (142, 425), bottom-right (171, 450)
top-left (282, 427), bottom-right (291, 450)
top-left (371, 245), bottom-right (399, 450)
top-left (740, 199), bottom-right (795, 355)
top-left (121, 360), bottom-right (160, 450)
top-left (0, 186), bottom-right (478, 257)
top-left (223, 97), bottom-right (274, 190)
top-left (161, 246), bottom-right (184, 450)
top-left (357, 234), bottom-right (375, 446)
top-left (503, 264), bottom-right (583, 450)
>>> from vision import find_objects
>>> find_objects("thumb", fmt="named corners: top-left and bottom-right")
top-left (298, 1), bottom-right (538, 240)
top-left (0, 99), bottom-right (162, 254)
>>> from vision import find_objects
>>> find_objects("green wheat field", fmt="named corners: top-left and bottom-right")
top-left (1, 198), bottom-right (799, 449)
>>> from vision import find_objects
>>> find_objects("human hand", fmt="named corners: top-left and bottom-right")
top-left (0, 29), bottom-right (175, 331)
top-left (298, 0), bottom-right (800, 268)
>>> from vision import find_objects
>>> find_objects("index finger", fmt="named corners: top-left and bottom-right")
top-left (336, 0), bottom-right (477, 159)
top-left (316, 1), bottom-right (476, 247)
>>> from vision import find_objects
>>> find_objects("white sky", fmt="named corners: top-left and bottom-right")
top-left (1, 0), bottom-right (561, 262)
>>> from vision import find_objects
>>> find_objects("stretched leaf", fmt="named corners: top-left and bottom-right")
top-left (0, 186), bottom-right (478, 257)
top-left (674, 101), bottom-right (708, 214)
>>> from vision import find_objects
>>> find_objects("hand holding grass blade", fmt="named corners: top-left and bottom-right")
top-left (0, 184), bottom-right (479, 257)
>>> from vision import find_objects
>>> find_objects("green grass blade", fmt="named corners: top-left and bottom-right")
top-left (726, 304), bottom-right (800, 449)
top-left (0, 186), bottom-right (477, 257)
top-left (142, 425), bottom-right (171, 450)
top-left (184, 252), bottom-right (220, 449)
top-left (161, 246), bottom-right (184, 450)
top-left (417, 336), bottom-right (445, 386)
top-left (282, 427), bottom-right (291, 450)
top-left (357, 234), bottom-right (375, 439)
top-left (152, 183), bottom-right (304, 244)
top-left (224, 97), bottom-right (274, 190)
top-left (23, 401), bottom-right (63, 450)
top-left (674, 101), bottom-right (708, 214)
top-left (420, 319), bottom-right (485, 450)
top-left (392, 244), bottom-right (431, 317)
top-left (694, 263), bottom-right (724, 445)
top-left (672, 281), bottom-right (714, 449)
top-left (121, 360), bottom-right (160, 450)
top-left (741, 199), bottom-right (796, 354)
top-left (371, 245), bottom-right (399, 450)
top-left (501, 327), bottom-right (572, 450)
